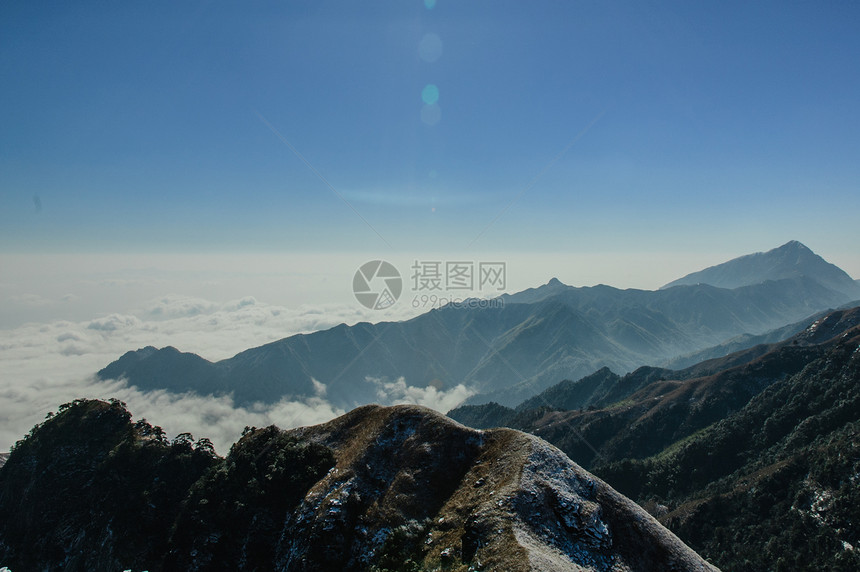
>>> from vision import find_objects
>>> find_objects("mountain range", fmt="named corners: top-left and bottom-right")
top-left (5, 241), bottom-right (858, 571)
top-left (98, 241), bottom-right (860, 408)
top-left (448, 305), bottom-right (860, 571)
top-left (0, 399), bottom-right (718, 571)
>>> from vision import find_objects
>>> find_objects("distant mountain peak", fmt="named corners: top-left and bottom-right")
top-left (774, 240), bottom-right (815, 258)
top-left (661, 241), bottom-right (860, 299)
top-left (547, 277), bottom-right (565, 286)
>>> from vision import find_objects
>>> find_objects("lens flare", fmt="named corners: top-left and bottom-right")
top-left (418, 33), bottom-right (443, 63)
top-left (421, 84), bottom-right (439, 105)
top-left (421, 103), bottom-right (442, 126)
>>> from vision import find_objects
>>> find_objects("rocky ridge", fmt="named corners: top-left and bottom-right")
top-left (0, 400), bottom-right (718, 571)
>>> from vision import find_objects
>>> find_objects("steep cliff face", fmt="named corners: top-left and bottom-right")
top-left (0, 401), bottom-right (718, 571)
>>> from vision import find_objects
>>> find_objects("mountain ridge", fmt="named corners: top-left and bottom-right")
top-left (448, 305), bottom-right (860, 571)
top-left (661, 241), bottom-right (860, 298)
top-left (0, 400), bottom-right (719, 571)
top-left (99, 242), bottom-right (858, 409)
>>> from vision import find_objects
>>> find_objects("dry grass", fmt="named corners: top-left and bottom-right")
top-left (289, 405), bottom-right (536, 570)
top-left (422, 428), bottom-right (532, 571)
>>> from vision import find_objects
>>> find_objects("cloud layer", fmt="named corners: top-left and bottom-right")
top-left (0, 294), bottom-right (470, 454)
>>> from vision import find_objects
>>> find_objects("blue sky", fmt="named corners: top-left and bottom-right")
top-left (2, 0), bottom-right (859, 265)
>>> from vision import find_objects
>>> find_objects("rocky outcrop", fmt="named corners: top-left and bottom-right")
top-left (284, 404), bottom-right (719, 571)
top-left (0, 400), bottom-right (718, 571)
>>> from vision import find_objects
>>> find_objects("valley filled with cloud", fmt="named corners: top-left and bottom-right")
top-left (0, 293), bottom-right (470, 454)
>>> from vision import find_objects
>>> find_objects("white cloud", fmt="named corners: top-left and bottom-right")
top-left (98, 385), bottom-right (346, 455)
top-left (144, 294), bottom-right (218, 319)
top-left (311, 378), bottom-right (328, 398)
top-left (87, 314), bottom-right (143, 332)
top-left (0, 373), bottom-right (346, 456)
top-left (223, 296), bottom-right (257, 311)
top-left (370, 376), bottom-right (475, 413)
top-left (0, 294), bottom-right (423, 454)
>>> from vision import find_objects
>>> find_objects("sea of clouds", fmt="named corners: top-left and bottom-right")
top-left (0, 294), bottom-right (474, 454)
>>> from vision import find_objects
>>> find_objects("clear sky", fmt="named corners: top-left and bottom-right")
top-left (2, 1), bottom-right (859, 259)
top-left (1, 0), bottom-right (860, 450)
